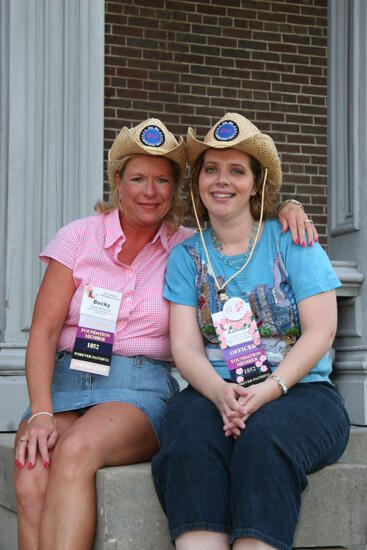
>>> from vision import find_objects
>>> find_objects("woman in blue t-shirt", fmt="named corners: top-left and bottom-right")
top-left (152, 113), bottom-right (350, 550)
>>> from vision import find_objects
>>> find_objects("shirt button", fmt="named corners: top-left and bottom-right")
top-left (126, 296), bottom-right (131, 302)
top-left (135, 356), bottom-right (143, 367)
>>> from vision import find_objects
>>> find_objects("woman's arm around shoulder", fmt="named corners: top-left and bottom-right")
top-left (278, 199), bottom-right (318, 246)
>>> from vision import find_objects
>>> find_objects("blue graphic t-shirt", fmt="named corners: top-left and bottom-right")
top-left (163, 220), bottom-right (341, 383)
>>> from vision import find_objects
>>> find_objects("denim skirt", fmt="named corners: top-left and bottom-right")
top-left (21, 351), bottom-right (180, 443)
top-left (152, 381), bottom-right (350, 549)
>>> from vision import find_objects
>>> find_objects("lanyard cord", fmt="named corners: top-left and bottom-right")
top-left (189, 168), bottom-right (268, 298)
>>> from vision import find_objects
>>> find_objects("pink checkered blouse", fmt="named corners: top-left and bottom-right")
top-left (40, 209), bottom-right (194, 361)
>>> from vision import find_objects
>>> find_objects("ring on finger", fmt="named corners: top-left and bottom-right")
top-left (305, 219), bottom-right (313, 225)
top-left (19, 437), bottom-right (29, 445)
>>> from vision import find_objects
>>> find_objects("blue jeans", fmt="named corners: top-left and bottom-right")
top-left (152, 382), bottom-right (350, 550)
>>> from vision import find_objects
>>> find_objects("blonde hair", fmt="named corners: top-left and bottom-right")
top-left (189, 150), bottom-right (280, 224)
top-left (95, 155), bottom-right (185, 230)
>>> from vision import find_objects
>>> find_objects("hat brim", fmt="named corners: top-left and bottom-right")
top-left (108, 127), bottom-right (187, 187)
top-left (187, 127), bottom-right (282, 187)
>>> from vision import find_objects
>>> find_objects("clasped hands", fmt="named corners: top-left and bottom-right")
top-left (213, 379), bottom-right (275, 439)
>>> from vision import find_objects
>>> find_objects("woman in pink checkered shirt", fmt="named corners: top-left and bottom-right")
top-left (13, 117), bottom-right (315, 550)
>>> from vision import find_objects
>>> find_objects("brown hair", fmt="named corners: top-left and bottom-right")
top-left (189, 149), bottom-right (280, 224)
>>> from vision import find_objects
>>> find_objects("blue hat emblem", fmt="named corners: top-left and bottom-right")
top-left (214, 120), bottom-right (239, 142)
top-left (140, 125), bottom-right (165, 147)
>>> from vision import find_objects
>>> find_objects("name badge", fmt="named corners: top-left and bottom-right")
top-left (212, 297), bottom-right (271, 387)
top-left (70, 285), bottom-right (122, 376)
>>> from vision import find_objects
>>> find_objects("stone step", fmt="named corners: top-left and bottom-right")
top-left (0, 434), bottom-right (17, 550)
top-left (94, 461), bottom-right (367, 550)
top-left (338, 426), bottom-right (367, 464)
top-left (1, 429), bottom-right (366, 550)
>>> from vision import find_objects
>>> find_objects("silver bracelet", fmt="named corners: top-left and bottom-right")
top-left (269, 374), bottom-right (288, 395)
top-left (280, 198), bottom-right (304, 211)
top-left (28, 411), bottom-right (56, 426)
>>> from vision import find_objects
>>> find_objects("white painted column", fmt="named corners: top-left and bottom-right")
top-left (328, 0), bottom-right (367, 425)
top-left (0, 0), bottom-right (105, 430)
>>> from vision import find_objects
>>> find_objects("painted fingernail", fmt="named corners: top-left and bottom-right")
top-left (43, 461), bottom-right (49, 469)
top-left (28, 463), bottom-right (33, 471)
top-left (309, 241), bottom-right (313, 247)
top-left (295, 239), bottom-right (299, 245)
top-left (15, 459), bottom-right (18, 466)
top-left (18, 463), bottom-right (23, 470)
top-left (301, 241), bottom-right (306, 247)
top-left (315, 236), bottom-right (319, 242)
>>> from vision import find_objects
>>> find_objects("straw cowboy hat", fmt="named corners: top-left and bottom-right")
top-left (187, 112), bottom-right (282, 186)
top-left (108, 118), bottom-right (187, 186)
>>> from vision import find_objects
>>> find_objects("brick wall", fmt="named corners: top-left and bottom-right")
top-left (104, 0), bottom-right (328, 244)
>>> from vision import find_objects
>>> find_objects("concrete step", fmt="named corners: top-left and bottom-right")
top-left (94, 461), bottom-right (367, 550)
top-left (0, 434), bottom-right (17, 550)
top-left (338, 426), bottom-right (367, 464)
top-left (1, 429), bottom-right (366, 550)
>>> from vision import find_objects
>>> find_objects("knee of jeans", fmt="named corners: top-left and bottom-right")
top-left (241, 417), bottom-right (277, 448)
top-left (235, 422), bottom-right (295, 470)
top-left (162, 435), bottom-right (201, 464)
top-left (235, 423), bottom-right (309, 493)
top-left (158, 432), bottom-right (217, 481)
